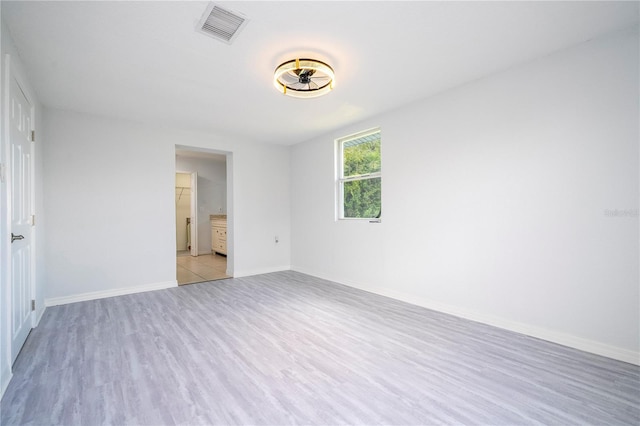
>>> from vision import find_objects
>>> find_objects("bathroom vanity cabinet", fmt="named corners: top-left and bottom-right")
top-left (210, 215), bottom-right (227, 256)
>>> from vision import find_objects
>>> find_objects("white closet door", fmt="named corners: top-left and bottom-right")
top-left (9, 75), bottom-right (34, 363)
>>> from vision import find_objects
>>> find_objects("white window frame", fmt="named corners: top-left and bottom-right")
top-left (336, 127), bottom-right (381, 222)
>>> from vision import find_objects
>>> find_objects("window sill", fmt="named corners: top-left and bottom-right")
top-left (337, 218), bottom-right (382, 223)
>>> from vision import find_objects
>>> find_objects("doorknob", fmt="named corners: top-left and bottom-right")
top-left (11, 233), bottom-right (24, 243)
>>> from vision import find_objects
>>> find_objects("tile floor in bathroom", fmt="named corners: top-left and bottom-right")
top-left (176, 251), bottom-right (230, 285)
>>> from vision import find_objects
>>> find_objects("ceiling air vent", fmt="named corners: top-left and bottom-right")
top-left (197, 3), bottom-right (248, 44)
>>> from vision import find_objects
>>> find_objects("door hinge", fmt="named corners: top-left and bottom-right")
top-left (31, 300), bottom-right (35, 311)
top-left (31, 130), bottom-right (35, 142)
top-left (31, 215), bottom-right (35, 226)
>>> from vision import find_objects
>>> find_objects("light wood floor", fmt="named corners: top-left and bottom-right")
top-left (176, 251), bottom-right (229, 285)
top-left (1, 271), bottom-right (638, 425)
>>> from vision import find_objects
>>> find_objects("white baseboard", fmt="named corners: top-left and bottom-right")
top-left (291, 266), bottom-right (640, 366)
top-left (33, 305), bottom-right (45, 327)
top-left (0, 364), bottom-right (11, 400)
top-left (233, 266), bottom-right (291, 278)
top-left (45, 280), bottom-right (178, 307)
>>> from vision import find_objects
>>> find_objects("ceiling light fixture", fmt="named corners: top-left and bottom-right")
top-left (273, 58), bottom-right (335, 98)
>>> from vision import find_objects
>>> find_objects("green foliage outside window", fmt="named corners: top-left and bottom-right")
top-left (341, 134), bottom-right (381, 219)
top-left (343, 177), bottom-right (381, 218)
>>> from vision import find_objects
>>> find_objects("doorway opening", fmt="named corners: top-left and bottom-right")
top-left (175, 148), bottom-right (232, 285)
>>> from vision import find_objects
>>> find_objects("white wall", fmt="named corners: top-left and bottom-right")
top-left (175, 155), bottom-right (227, 254)
top-left (43, 108), bottom-right (290, 303)
top-left (0, 16), bottom-right (45, 396)
top-left (291, 26), bottom-right (639, 364)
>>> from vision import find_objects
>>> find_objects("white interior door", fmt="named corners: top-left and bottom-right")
top-left (9, 76), bottom-right (33, 363)
top-left (190, 171), bottom-right (198, 257)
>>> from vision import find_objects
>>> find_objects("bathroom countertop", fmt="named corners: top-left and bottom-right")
top-left (210, 214), bottom-right (227, 220)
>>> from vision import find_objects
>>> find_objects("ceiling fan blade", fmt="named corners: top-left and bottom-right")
top-left (281, 72), bottom-right (299, 84)
top-left (280, 74), bottom-right (298, 86)
top-left (310, 77), bottom-right (330, 86)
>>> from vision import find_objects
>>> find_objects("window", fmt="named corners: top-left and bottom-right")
top-left (336, 128), bottom-right (381, 220)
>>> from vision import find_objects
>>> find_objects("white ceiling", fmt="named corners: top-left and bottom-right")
top-left (3, 1), bottom-right (638, 146)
